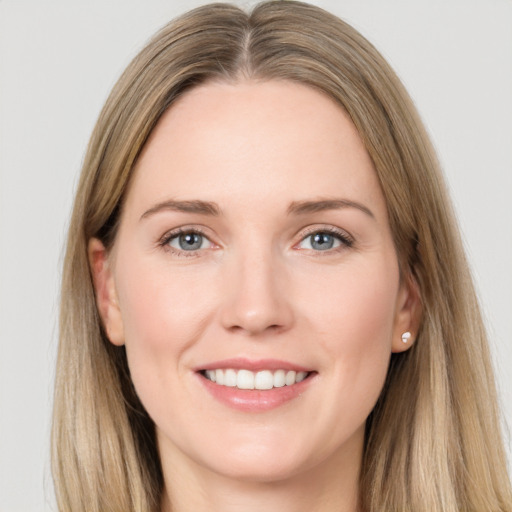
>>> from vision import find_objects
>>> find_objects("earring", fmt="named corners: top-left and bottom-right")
top-left (401, 331), bottom-right (412, 344)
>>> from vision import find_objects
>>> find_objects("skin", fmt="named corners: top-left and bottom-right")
top-left (89, 80), bottom-right (421, 512)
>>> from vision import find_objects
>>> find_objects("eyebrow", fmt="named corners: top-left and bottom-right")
top-left (140, 199), bottom-right (221, 220)
top-left (140, 197), bottom-right (374, 221)
top-left (287, 198), bottom-right (375, 218)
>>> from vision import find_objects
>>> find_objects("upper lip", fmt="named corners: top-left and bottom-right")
top-left (195, 358), bottom-right (313, 373)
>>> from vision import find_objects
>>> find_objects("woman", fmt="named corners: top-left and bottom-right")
top-left (51, 1), bottom-right (512, 511)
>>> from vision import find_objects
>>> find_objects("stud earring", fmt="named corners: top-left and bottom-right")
top-left (401, 331), bottom-right (412, 344)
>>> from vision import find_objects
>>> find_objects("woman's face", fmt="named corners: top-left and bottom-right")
top-left (91, 80), bottom-right (417, 484)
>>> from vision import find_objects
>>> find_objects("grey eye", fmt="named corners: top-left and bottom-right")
top-left (169, 232), bottom-right (210, 251)
top-left (299, 232), bottom-right (342, 251)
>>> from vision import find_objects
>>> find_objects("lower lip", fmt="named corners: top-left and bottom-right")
top-left (197, 373), bottom-right (315, 412)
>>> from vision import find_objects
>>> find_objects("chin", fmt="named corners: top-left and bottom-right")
top-left (205, 453), bottom-right (312, 484)
top-left (191, 431), bottom-right (343, 485)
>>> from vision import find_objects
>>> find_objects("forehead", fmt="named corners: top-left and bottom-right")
top-left (126, 80), bottom-right (386, 219)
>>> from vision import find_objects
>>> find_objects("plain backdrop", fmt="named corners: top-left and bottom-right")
top-left (0, 0), bottom-right (511, 510)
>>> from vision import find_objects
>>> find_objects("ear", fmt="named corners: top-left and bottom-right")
top-left (391, 272), bottom-right (422, 353)
top-left (88, 238), bottom-right (125, 346)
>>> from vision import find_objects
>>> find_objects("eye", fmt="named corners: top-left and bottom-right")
top-left (297, 229), bottom-right (353, 252)
top-left (167, 231), bottom-right (213, 252)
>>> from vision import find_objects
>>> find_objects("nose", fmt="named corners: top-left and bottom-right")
top-left (219, 247), bottom-right (294, 336)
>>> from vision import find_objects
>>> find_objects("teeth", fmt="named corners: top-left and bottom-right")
top-left (203, 368), bottom-right (309, 390)
top-left (285, 370), bottom-right (296, 386)
top-left (237, 369), bottom-right (255, 389)
top-left (274, 369), bottom-right (285, 388)
top-left (296, 371), bottom-right (308, 383)
top-left (224, 369), bottom-right (237, 387)
top-left (254, 370), bottom-right (273, 390)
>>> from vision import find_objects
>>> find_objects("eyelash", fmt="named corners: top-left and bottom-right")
top-left (296, 226), bottom-right (355, 254)
top-left (158, 227), bottom-right (212, 258)
top-left (158, 225), bottom-right (355, 258)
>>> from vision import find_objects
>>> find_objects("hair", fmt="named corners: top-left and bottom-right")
top-left (52, 2), bottom-right (512, 511)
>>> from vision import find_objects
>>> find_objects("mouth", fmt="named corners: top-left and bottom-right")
top-left (200, 368), bottom-right (311, 390)
top-left (195, 359), bottom-right (316, 412)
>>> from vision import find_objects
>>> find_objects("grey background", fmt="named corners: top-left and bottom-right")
top-left (0, 1), bottom-right (511, 510)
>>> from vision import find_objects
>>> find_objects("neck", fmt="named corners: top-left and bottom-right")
top-left (159, 434), bottom-right (362, 512)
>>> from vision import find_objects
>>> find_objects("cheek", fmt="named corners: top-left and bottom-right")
top-left (114, 256), bottom-right (216, 398)
top-left (304, 259), bottom-right (399, 405)
top-left (307, 258), bottom-right (399, 336)
top-left (117, 256), bottom-right (212, 341)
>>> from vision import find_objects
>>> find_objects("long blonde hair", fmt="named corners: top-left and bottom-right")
top-left (52, 2), bottom-right (512, 511)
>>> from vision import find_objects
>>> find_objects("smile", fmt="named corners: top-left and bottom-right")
top-left (196, 359), bottom-right (316, 412)
top-left (202, 369), bottom-right (309, 390)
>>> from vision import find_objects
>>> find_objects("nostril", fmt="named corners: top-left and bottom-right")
top-left (219, 276), bottom-right (294, 335)
top-left (228, 323), bottom-right (285, 336)
top-left (228, 324), bottom-right (269, 332)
